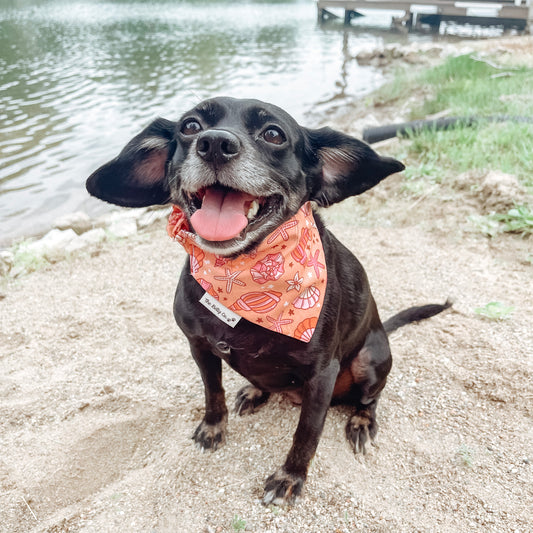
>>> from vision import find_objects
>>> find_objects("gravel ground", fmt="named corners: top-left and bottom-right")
top-left (1, 36), bottom-right (532, 533)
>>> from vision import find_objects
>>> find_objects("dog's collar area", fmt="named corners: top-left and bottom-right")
top-left (167, 202), bottom-right (328, 342)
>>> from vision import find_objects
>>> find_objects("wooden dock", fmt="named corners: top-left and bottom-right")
top-left (317, 0), bottom-right (533, 32)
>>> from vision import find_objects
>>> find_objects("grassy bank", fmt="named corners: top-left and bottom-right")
top-left (372, 53), bottom-right (533, 237)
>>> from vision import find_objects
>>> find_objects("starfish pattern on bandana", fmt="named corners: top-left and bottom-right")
top-left (286, 272), bottom-right (304, 292)
top-left (266, 219), bottom-right (299, 244)
top-left (307, 250), bottom-right (325, 279)
top-left (266, 312), bottom-right (294, 334)
top-left (214, 268), bottom-right (246, 293)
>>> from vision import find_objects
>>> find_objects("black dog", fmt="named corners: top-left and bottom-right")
top-left (86, 97), bottom-right (449, 505)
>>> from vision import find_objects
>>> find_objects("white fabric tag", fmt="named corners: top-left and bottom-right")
top-left (199, 292), bottom-right (241, 328)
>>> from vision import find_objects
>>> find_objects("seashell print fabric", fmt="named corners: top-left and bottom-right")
top-left (167, 202), bottom-right (327, 342)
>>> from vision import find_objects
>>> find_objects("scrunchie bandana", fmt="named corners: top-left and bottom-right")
top-left (167, 202), bottom-right (327, 342)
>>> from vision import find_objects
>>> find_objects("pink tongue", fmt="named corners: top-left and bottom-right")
top-left (190, 187), bottom-right (252, 241)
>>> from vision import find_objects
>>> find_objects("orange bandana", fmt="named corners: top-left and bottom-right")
top-left (167, 202), bottom-right (327, 342)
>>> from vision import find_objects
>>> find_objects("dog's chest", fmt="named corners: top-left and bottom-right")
top-left (174, 274), bottom-right (315, 391)
top-left (206, 330), bottom-right (311, 391)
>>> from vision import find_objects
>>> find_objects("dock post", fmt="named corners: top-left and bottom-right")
top-left (344, 9), bottom-right (363, 25)
top-left (317, 7), bottom-right (340, 24)
top-left (407, 12), bottom-right (414, 30)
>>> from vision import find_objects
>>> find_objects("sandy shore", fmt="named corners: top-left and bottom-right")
top-left (1, 36), bottom-right (532, 533)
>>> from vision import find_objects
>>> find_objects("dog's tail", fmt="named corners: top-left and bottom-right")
top-left (382, 299), bottom-right (453, 334)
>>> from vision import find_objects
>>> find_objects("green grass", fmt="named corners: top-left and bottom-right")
top-left (418, 54), bottom-right (533, 118)
top-left (232, 514), bottom-right (246, 532)
top-left (371, 67), bottom-right (423, 108)
top-left (470, 205), bottom-right (533, 237)
top-left (474, 301), bottom-right (515, 320)
top-left (456, 444), bottom-right (475, 468)
top-left (401, 55), bottom-right (533, 190)
top-left (9, 241), bottom-right (48, 275)
top-left (374, 53), bottom-right (533, 237)
top-left (405, 122), bottom-right (533, 189)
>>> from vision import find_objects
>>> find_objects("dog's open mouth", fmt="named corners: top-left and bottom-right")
top-left (188, 185), bottom-right (269, 242)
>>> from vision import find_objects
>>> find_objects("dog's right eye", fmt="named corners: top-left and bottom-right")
top-left (181, 120), bottom-right (202, 136)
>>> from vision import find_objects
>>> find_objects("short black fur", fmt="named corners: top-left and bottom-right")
top-left (86, 96), bottom-right (450, 506)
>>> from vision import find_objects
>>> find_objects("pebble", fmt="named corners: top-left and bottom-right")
top-left (108, 218), bottom-right (138, 238)
top-left (137, 207), bottom-right (171, 228)
top-left (0, 250), bottom-right (14, 276)
top-left (70, 228), bottom-right (107, 249)
top-left (53, 211), bottom-right (92, 234)
top-left (26, 228), bottom-right (78, 262)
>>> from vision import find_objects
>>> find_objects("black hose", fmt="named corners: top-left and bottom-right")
top-left (362, 115), bottom-right (533, 144)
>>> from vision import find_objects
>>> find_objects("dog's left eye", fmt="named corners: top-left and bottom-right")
top-left (181, 120), bottom-right (202, 136)
top-left (262, 127), bottom-right (286, 145)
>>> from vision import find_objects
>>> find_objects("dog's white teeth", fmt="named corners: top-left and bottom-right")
top-left (247, 200), bottom-right (260, 220)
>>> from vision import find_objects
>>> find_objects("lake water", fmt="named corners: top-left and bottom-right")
top-left (0, 0), bottom-right (431, 246)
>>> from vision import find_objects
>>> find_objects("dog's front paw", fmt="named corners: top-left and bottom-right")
top-left (234, 385), bottom-right (270, 416)
top-left (262, 467), bottom-right (305, 506)
top-left (192, 417), bottom-right (227, 451)
top-left (345, 410), bottom-right (378, 454)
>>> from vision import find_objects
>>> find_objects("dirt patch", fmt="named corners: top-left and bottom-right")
top-left (455, 169), bottom-right (528, 213)
top-left (1, 37), bottom-right (532, 533)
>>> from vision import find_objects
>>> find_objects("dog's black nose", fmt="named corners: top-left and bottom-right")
top-left (196, 130), bottom-right (240, 164)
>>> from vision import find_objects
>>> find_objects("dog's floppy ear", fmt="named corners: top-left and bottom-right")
top-left (305, 127), bottom-right (404, 207)
top-left (86, 118), bottom-right (177, 207)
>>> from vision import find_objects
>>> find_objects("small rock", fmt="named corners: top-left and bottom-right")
top-left (54, 211), bottom-right (92, 235)
top-left (426, 45), bottom-right (445, 57)
top-left (404, 51), bottom-right (423, 64)
top-left (101, 208), bottom-right (147, 226)
top-left (9, 264), bottom-right (28, 279)
top-left (354, 50), bottom-right (375, 66)
top-left (80, 228), bottom-right (107, 244)
top-left (108, 218), bottom-right (138, 238)
top-left (455, 170), bottom-right (527, 213)
top-left (65, 228), bottom-right (107, 253)
top-left (27, 229), bottom-right (78, 263)
top-left (479, 170), bottom-right (527, 212)
top-left (65, 239), bottom-right (88, 254)
top-left (137, 207), bottom-right (171, 229)
top-left (0, 250), bottom-right (14, 276)
top-left (388, 46), bottom-right (403, 60)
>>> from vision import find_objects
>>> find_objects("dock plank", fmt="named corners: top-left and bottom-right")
top-left (317, 0), bottom-right (532, 29)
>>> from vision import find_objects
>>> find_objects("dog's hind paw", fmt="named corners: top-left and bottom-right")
top-left (234, 385), bottom-right (270, 416)
top-left (345, 410), bottom-right (378, 454)
top-left (262, 467), bottom-right (304, 506)
top-left (192, 417), bottom-right (227, 451)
